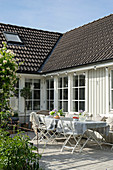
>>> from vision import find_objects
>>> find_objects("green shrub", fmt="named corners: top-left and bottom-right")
top-left (0, 42), bottom-right (19, 124)
top-left (0, 43), bottom-right (42, 170)
top-left (0, 129), bottom-right (41, 170)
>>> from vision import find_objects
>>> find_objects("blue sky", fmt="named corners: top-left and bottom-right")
top-left (0, 0), bottom-right (113, 33)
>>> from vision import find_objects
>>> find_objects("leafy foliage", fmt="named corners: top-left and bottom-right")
top-left (0, 130), bottom-right (41, 170)
top-left (49, 108), bottom-right (64, 116)
top-left (0, 42), bottom-right (19, 123)
top-left (20, 87), bottom-right (31, 99)
top-left (58, 109), bottom-right (64, 116)
top-left (0, 43), bottom-right (42, 169)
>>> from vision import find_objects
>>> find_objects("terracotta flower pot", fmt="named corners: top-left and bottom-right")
top-left (54, 115), bottom-right (60, 119)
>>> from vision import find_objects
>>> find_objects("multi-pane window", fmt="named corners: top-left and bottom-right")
top-left (72, 75), bottom-right (85, 112)
top-left (110, 70), bottom-right (113, 110)
top-left (14, 78), bottom-right (19, 98)
top-left (58, 77), bottom-right (68, 112)
top-left (25, 79), bottom-right (40, 111)
top-left (46, 79), bottom-right (54, 110)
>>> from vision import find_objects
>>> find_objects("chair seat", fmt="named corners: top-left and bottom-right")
top-left (39, 125), bottom-right (46, 129)
top-left (65, 131), bottom-right (78, 136)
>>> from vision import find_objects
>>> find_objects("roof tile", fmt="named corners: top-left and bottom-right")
top-left (41, 14), bottom-right (113, 73)
top-left (0, 23), bottom-right (62, 73)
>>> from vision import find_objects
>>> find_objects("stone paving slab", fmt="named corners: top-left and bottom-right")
top-left (38, 142), bottom-right (113, 170)
top-left (18, 131), bottom-right (113, 170)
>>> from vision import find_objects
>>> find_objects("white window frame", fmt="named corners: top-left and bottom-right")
top-left (25, 79), bottom-right (40, 111)
top-left (58, 76), bottom-right (68, 112)
top-left (72, 74), bottom-right (86, 112)
top-left (46, 78), bottom-right (54, 110)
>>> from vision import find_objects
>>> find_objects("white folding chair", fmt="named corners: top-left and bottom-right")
top-left (60, 117), bottom-right (82, 154)
top-left (37, 114), bottom-right (50, 142)
top-left (30, 112), bottom-right (59, 144)
top-left (30, 112), bottom-right (48, 144)
top-left (42, 116), bottom-right (60, 143)
top-left (79, 129), bottom-right (102, 152)
top-left (80, 123), bottom-right (110, 152)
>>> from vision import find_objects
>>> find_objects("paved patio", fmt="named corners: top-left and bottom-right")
top-left (28, 132), bottom-right (113, 170)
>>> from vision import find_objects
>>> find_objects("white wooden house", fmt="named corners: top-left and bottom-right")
top-left (0, 14), bottom-right (113, 121)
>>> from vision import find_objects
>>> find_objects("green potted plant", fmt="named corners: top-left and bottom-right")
top-left (20, 87), bottom-right (31, 125)
top-left (49, 108), bottom-right (64, 119)
top-left (58, 109), bottom-right (64, 116)
top-left (78, 110), bottom-right (86, 121)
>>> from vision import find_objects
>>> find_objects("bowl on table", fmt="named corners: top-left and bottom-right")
top-left (73, 116), bottom-right (79, 121)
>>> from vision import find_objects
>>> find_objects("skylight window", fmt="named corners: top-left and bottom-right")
top-left (4, 32), bottom-right (22, 44)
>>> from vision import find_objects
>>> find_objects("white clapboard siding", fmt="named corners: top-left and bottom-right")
top-left (89, 68), bottom-right (106, 116)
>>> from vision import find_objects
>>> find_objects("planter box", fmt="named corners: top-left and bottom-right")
top-left (11, 117), bottom-right (19, 123)
top-left (103, 131), bottom-right (113, 144)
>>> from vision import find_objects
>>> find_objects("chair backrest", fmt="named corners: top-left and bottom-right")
top-left (30, 112), bottom-right (40, 130)
top-left (38, 114), bottom-right (46, 124)
top-left (60, 117), bottom-right (74, 135)
top-left (36, 110), bottom-right (49, 116)
top-left (43, 116), bottom-right (57, 130)
top-left (30, 112), bottom-right (46, 127)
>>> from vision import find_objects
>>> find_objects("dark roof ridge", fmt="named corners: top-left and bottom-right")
top-left (0, 22), bottom-right (62, 35)
top-left (65, 13), bottom-right (113, 34)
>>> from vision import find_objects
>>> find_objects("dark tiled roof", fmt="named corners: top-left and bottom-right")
top-left (0, 23), bottom-right (62, 73)
top-left (41, 14), bottom-right (113, 73)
